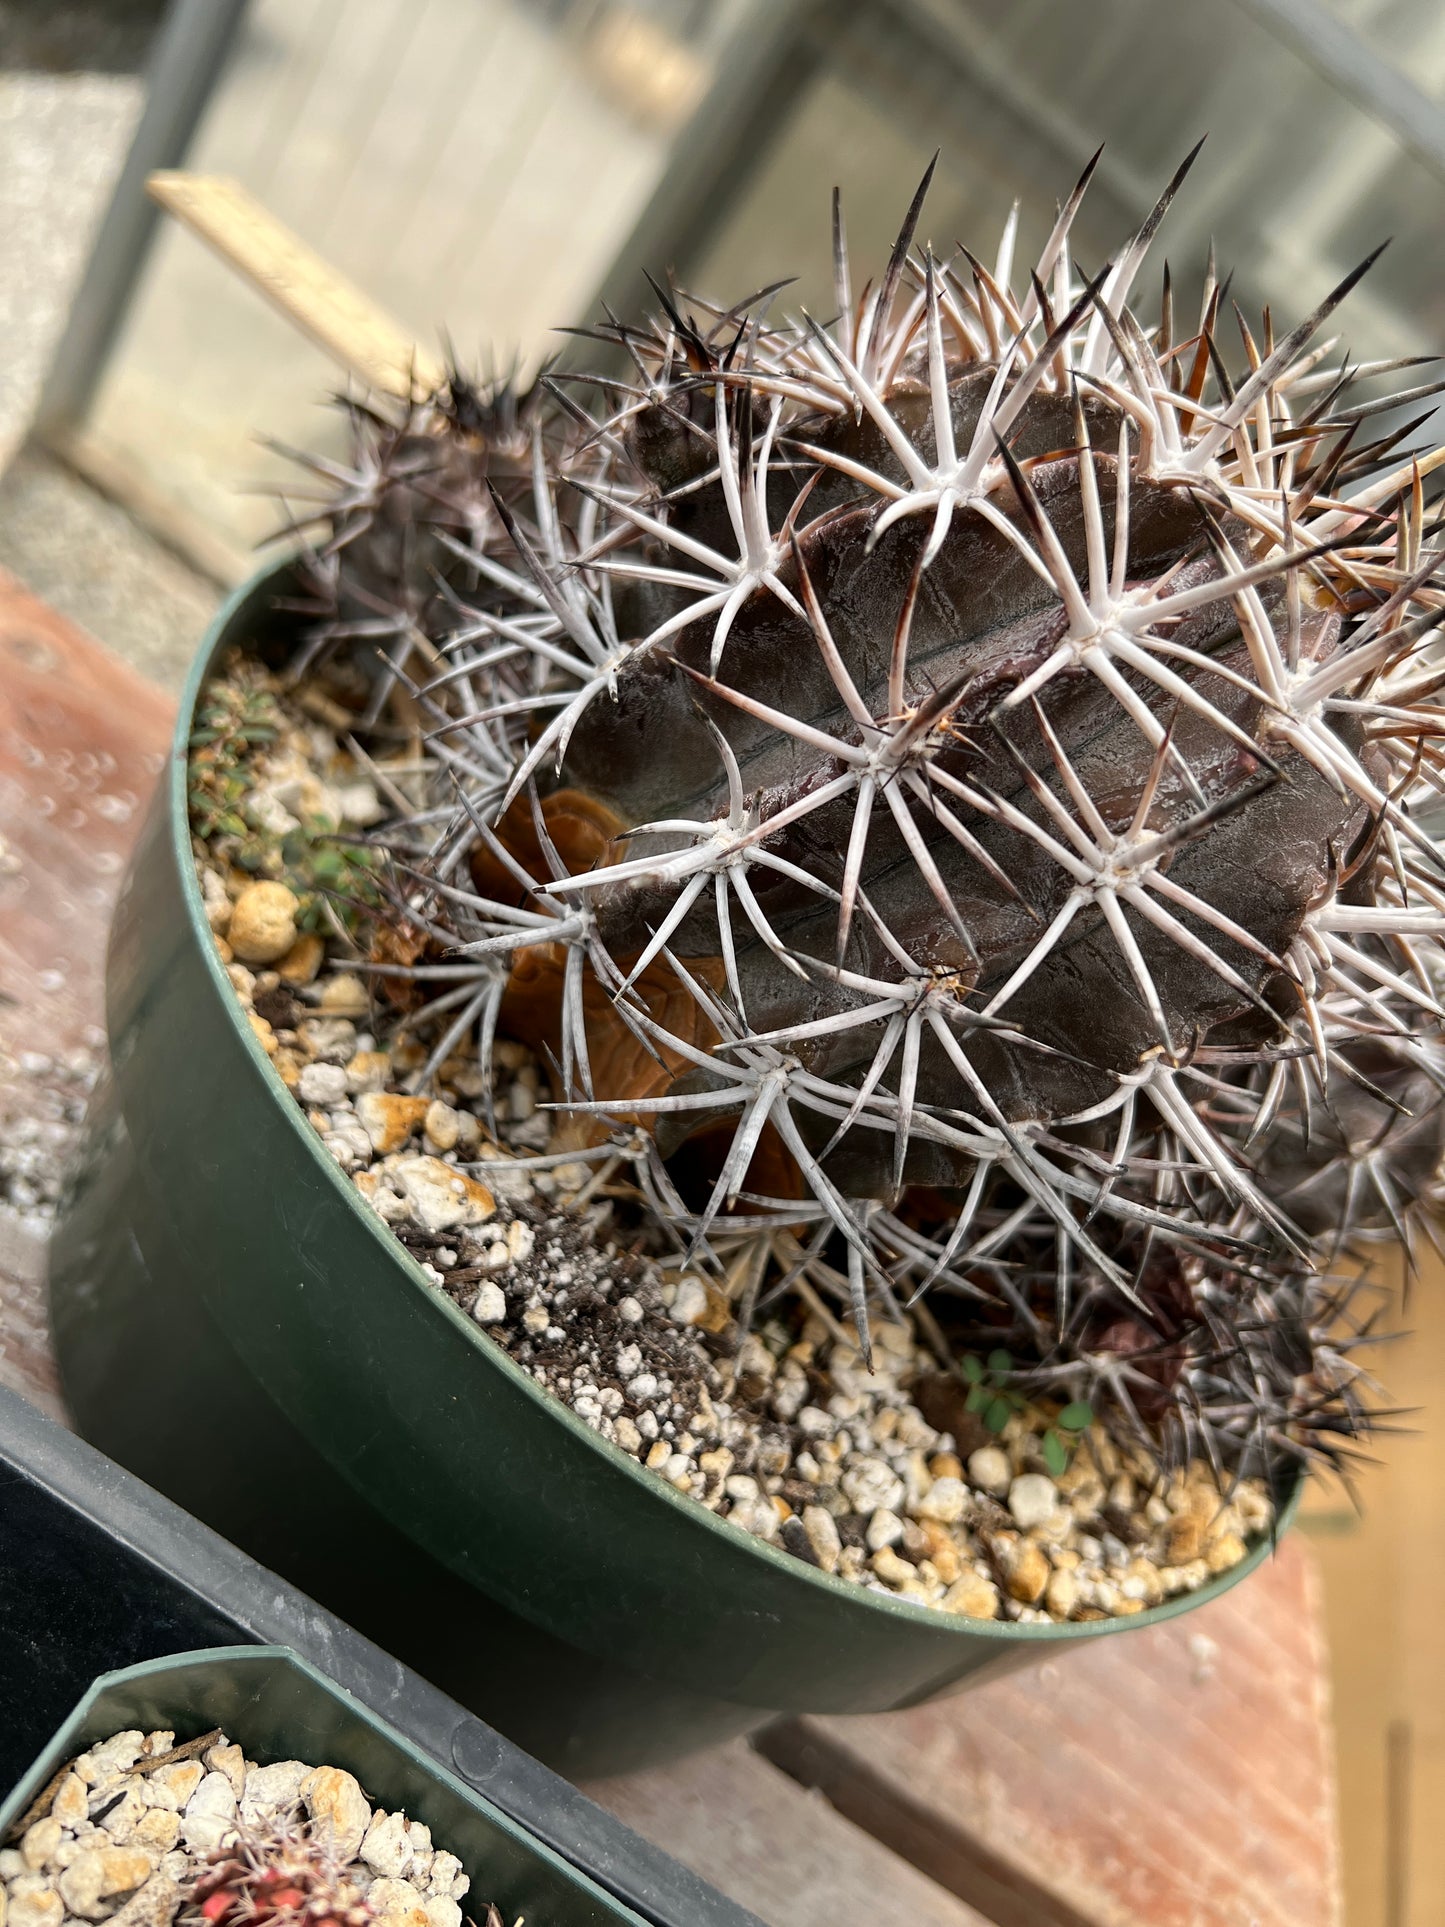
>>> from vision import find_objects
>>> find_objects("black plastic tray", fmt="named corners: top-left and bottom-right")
top-left (0, 1385), bottom-right (758, 1927)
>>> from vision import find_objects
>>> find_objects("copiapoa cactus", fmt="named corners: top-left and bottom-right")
top-left (283, 149), bottom-right (1445, 1493)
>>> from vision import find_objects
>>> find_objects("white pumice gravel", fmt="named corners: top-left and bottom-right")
top-left (0, 1043), bottom-right (101, 1224)
top-left (187, 656), bottom-right (1277, 1625)
top-left (1, 1729), bottom-right (481, 1927)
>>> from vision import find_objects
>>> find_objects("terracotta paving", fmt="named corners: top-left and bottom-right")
top-left (0, 566), bottom-right (174, 1412)
top-left (0, 570), bottom-right (1341, 1925)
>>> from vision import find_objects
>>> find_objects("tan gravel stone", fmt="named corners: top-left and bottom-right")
top-left (871, 1545), bottom-right (916, 1588)
top-left (1002, 1539), bottom-right (1051, 1604)
top-left (356, 1092), bottom-right (430, 1153)
top-left (1205, 1531), bottom-right (1247, 1574)
top-left (802, 1505), bottom-right (842, 1573)
top-left (51, 1774), bottom-right (88, 1830)
top-left (8, 1886), bottom-right (62, 1927)
top-left (966, 1446), bottom-right (1011, 1497)
top-left (238, 1761), bottom-right (307, 1824)
top-left (1045, 1565), bottom-right (1078, 1618)
top-left (365, 1881), bottom-right (429, 1927)
top-left (1161, 1557), bottom-right (1210, 1596)
top-left (942, 1573), bottom-right (1000, 1619)
top-left (199, 867), bottom-right (232, 933)
top-left (276, 932), bottom-right (325, 985)
top-left (1166, 1514), bottom-right (1207, 1565)
top-left (918, 1519), bottom-right (962, 1584)
top-left (228, 881), bottom-right (299, 964)
top-left (92, 1786), bottom-right (144, 1843)
top-left (318, 972), bottom-right (370, 1016)
top-left (422, 1100), bottom-right (460, 1153)
top-left (58, 1846), bottom-right (156, 1918)
top-left (360, 1812), bottom-right (412, 1880)
top-left (130, 1812), bottom-right (178, 1853)
top-left (424, 1853), bottom-right (468, 1902)
top-left (179, 1773), bottom-right (237, 1854)
top-left (402, 1822), bottom-right (433, 1884)
top-left (20, 1820), bottom-right (60, 1872)
top-left (391, 1156), bottom-right (495, 1233)
top-left (246, 1012), bottom-right (277, 1055)
top-left (345, 1049), bottom-right (392, 1094)
top-left (141, 1763), bottom-right (203, 1812)
top-left (300, 1766), bottom-right (370, 1862)
top-left (912, 1476), bottom-right (966, 1524)
top-left (1007, 1473), bottom-right (1059, 1531)
top-left (1125, 1556), bottom-right (1165, 1606)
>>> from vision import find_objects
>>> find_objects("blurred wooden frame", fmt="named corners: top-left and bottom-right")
top-left (146, 170), bottom-right (446, 398)
top-left (47, 171), bottom-right (450, 587)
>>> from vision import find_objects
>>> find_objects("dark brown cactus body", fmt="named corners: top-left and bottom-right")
top-left (556, 393), bottom-right (1362, 1194)
top-left (294, 156), bottom-right (1445, 1481)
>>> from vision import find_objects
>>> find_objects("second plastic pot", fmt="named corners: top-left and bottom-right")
top-left (0, 1383), bottom-right (757, 1927)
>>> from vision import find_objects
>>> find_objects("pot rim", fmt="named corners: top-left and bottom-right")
top-left (168, 558), bottom-right (1302, 1647)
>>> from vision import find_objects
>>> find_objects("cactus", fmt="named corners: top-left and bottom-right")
top-left (293, 150), bottom-right (1445, 1490)
top-left (188, 1824), bottom-right (374, 1927)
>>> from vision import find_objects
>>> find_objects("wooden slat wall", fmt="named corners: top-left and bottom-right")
top-left (1300, 1256), bottom-right (1445, 1927)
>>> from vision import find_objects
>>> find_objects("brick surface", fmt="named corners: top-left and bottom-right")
top-left (758, 1538), bottom-right (1341, 1927)
top-left (0, 566), bottom-right (174, 1413)
top-left (0, 565), bottom-right (174, 1059)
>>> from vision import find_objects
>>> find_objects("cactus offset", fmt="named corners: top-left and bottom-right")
top-left (293, 151), bottom-right (1445, 1490)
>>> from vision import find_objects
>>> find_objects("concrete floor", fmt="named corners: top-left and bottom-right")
top-left (0, 445), bottom-right (216, 690)
top-left (0, 65), bottom-right (139, 462)
top-left (0, 0), bottom-right (217, 685)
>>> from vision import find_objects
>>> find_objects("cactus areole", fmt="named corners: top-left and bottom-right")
top-left (291, 151), bottom-right (1445, 1493)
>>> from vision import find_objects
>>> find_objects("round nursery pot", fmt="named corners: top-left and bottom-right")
top-left (0, 1647), bottom-right (645, 1927)
top-left (50, 563), bottom-right (1302, 1778)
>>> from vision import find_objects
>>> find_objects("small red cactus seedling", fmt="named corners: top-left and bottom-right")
top-left (188, 1825), bottom-right (374, 1927)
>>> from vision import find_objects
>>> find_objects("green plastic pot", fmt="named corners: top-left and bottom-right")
top-left (0, 1647), bottom-right (642, 1927)
top-left (49, 563), bottom-right (1301, 1777)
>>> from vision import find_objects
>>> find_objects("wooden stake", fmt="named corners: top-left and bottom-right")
top-left (146, 171), bottom-right (445, 398)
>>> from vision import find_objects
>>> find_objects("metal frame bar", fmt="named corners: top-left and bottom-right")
top-left (1226, 0), bottom-right (1445, 185)
top-left (33, 0), bottom-right (252, 441)
top-left (572, 0), bottom-right (837, 347)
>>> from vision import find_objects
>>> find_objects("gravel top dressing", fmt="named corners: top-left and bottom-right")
top-left (186, 649), bottom-right (1274, 1626)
